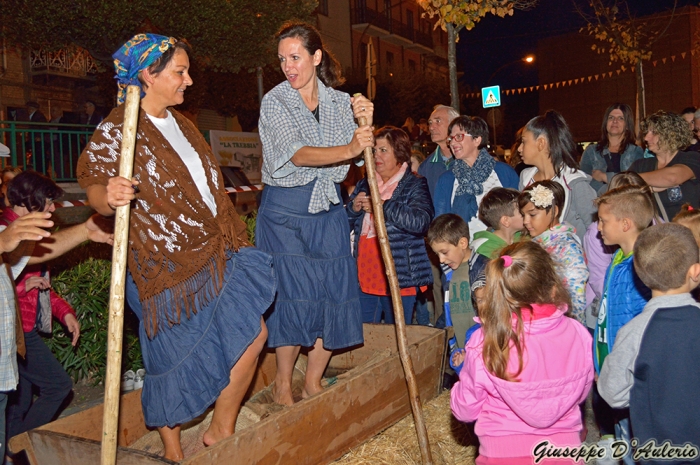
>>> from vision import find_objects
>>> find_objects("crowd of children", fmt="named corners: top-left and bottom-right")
top-left (344, 104), bottom-right (700, 464)
top-left (438, 172), bottom-right (700, 463)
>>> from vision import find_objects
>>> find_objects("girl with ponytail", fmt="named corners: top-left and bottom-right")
top-left (450, 241), bottom-right (593, 464)
top-left (518, 110), bottom-right (598, 243)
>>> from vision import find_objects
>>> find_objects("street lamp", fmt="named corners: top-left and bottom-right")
top-left (486, 54), bottom-right (535, 86)
top-left (482, 55), bottom-right (535, 149)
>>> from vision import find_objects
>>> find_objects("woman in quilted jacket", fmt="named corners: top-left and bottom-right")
top-left (347, 126), bottom-right (434, 324)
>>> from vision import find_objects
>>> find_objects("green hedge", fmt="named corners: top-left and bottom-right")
top-left (46, 255), bottom-right (143, 384)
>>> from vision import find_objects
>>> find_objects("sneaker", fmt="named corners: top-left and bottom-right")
top-left (596, 436), bottom-right (619, 465)
top-left (133, 369), bottom-right (146, 390)
top-left (121, 370), bottom-right (135, 392)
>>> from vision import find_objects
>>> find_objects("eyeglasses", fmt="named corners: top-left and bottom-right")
top-left (607, 115), bottom-right (625, 122)
top-left (447, 133), bottom-right (472, 144)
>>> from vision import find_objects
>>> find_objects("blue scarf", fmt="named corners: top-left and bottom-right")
top-left (112, 33), bottom-right (177, 104)
top-left (452, 148), bottom-right (497, 196)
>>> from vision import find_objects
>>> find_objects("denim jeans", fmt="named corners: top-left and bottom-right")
top-left (414, 289), bottom-right (431, 325)
top-left (359, 291), bottom-right (416, 324)
top-left (615, 414), bottom-right (635, 465)
top-left (7, 330), bottom-right (73, 439)
top-left (0, 392), bottom-right (7, 458)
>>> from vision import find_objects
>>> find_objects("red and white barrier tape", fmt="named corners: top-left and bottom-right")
top-left (54, 185), bottom-right (263, 208)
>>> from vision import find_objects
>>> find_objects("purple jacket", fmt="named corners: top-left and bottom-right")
top-left (451, 305), bottom-right (594, 459)
top-left (583, 221), bottom-right (615, 326)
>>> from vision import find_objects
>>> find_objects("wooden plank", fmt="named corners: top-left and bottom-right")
top-left (183, 325), bottom-right (445, 465)
top-left (14, 389), bottom-right (148, 447)
top-left (13, 324), bottom-right (446, 465)
top-left (28, 430), bottom-right (173, 465)
top-left (7, 432), bottom-right (38, 465)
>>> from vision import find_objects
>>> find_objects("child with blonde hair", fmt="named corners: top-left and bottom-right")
top-left (673, 204), bottom-right (700, 246)
top-left (519, 180), bottom-right (589, 323)
top-left (451, 241), bottom-right (593, 464)
top-left (592, 184), bottom-right (655, 464)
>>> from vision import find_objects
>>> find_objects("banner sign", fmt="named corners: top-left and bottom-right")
top-left (208, 130), bottom-right (262, 183)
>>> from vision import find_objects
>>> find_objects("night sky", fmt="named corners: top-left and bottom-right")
top-left (456, 0), bottom-right (694, 92)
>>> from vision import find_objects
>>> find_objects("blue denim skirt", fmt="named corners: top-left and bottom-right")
top-left (126, 247), bottom-right (275, 428)
top-left (256, 182), bottom-right (363, 350)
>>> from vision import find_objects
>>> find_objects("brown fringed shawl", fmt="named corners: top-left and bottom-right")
top-left (77, 106), bottom-right (250, 338)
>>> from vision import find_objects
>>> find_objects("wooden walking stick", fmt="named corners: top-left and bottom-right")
top-left (101, 85), bottom-right (140, 465)
top-left (356, 102), bottom-right (433, 465)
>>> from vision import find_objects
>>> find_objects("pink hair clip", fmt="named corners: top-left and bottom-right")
top-left (688, 205), bottom-right (695, 211)
top-left (502, 255), bottom-right (513, 267)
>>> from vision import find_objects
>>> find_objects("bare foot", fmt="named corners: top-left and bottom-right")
top-left (163, 447), bottom-right (184, 461)
top-left (301, 381), bottom-right (324, 399)
top-left (272, 381), bottom-right (295, 406)
top-left (203, 423), bottom-right (233, 448)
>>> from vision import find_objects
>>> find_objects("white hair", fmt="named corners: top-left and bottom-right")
top-left (432, 104), bottom-right (459, 122)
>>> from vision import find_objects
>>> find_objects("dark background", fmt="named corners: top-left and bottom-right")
top-left (454, 0), bottom-right (693, 148)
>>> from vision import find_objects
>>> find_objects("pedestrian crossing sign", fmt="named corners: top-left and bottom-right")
top-left (481, 86), bottom-right (501, 108)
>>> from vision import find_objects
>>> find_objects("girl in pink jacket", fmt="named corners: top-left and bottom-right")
top-left (450, 241), bottom-right (594, 465)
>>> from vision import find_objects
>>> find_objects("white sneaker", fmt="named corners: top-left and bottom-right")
top-left (133, 369), bottom-right (146, 390)
top-left (596, 437), bottom-right (619, 465)
top-left (121, 370), bottom-right (135, 392)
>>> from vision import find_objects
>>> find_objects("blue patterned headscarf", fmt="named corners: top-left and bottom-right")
top-left (112, 33), bottom-right (177, 104)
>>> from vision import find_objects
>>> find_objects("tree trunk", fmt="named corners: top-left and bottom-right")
top-left (635, 60), bottom-right (646, 137)
top-left (447, 22), bottom-right (460, 113)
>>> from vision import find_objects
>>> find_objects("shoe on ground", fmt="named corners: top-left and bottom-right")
top-left (133, 368), bottom-right (146, 390)
top-left (596, 436), bottom-right (619, 465)
top-left (121, 369), bottom-right (135, 392)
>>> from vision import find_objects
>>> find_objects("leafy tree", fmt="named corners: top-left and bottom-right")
top-left (575, 0), bottom-right (677, 130)
top-left (0, 0), bottom-right (317, 114)
top-left (416, 0), bottom-right (537, 112)
top-left (0, 0), bottom-right (317, 71)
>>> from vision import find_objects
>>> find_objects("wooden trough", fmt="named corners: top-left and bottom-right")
top-left (10, 324), bottom-right (446, 465)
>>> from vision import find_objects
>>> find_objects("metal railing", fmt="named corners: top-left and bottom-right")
top-left (351, 7), bottom-right (391, 32)
top-left (350, 7), bottom-right (433, 48)
top-left (391, 19), bottom-right (414, 42)
top-left (0, 121), bottom-right (97, 181)
top-left (414, 30), bottom-right (433, 49)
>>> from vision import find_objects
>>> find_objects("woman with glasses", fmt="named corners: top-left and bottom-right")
top-left (347, 126), bottom-right (433, 324)
top-left (630, 110), bottom-right (700, 219)
top-left (433, 116), bottom-right (519, 240)
top-left (519, 110), bottom-right (598, 243)
top-left (580, 103), bottom-right (643, 195)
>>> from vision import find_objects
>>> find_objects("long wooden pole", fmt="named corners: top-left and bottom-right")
top-left (357, 111), bottom-right (433, 465)
top-left (101, 85), bottom-right (141, 465)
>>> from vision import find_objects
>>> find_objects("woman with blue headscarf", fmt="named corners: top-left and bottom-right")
top-left (77, 34), bottom-right (275, 460)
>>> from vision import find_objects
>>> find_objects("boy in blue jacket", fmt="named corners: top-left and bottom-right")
top-left (593, 185), bottom-right (654, 464)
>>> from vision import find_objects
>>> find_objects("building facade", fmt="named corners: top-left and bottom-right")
top-left (315, 0), bottom-right (448, 79)
top-left (0, 2), bottom-right (449, 137)
top-left (537, 5), bottom-right (700, 142)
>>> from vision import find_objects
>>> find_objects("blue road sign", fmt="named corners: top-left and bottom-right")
top-left (481, 85), bottom-right (501, 108)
